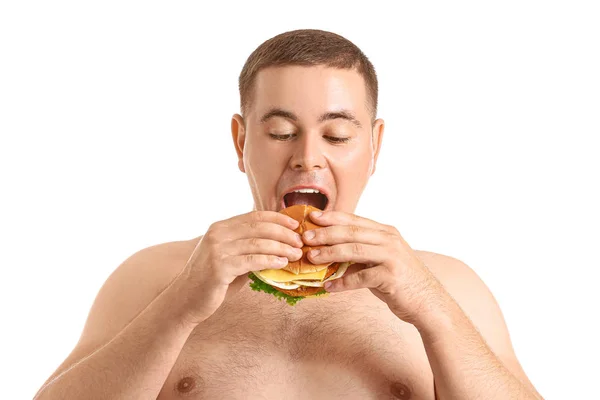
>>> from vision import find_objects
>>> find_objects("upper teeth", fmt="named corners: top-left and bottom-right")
top-left (293, 189), bottom-right (320, 194)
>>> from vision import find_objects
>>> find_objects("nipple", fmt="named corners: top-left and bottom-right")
top-left (390, 381), bottom-right (412, 399)
top-left (176, 376), bottom-right (196, 394)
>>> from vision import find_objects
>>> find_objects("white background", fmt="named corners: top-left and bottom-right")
top-left (1, 1), bottom-right (598, 399)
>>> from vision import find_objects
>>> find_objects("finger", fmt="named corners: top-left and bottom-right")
top-left (307, 243), bottom-right (390, 265)
top-left (309, 210), bottom-right (397, 235)
top-left (345, 262), bottom-right (368, 275)
top-left (324, 267), bottom-right (382, 292)
top-left (228, 254), bottom-right (290, 276)
top-left (228, 221), bottom-right (304, 248)
top-left (228, 238), bottom-right (303, 261)
top-left (222, 210), bottom-right (300, 231)
top-left (302, 225), bottom-right (388, 246)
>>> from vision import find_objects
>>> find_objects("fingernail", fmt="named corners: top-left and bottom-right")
top-left (309, 249), bottom-right (320, 257)
top-left (324, 282), bottom-right (333, 290)
top-left (303, 230), bottom-right (315, 240)
top-left (276, 257), bottom-right (288, 265)
top-left (311, 211), bottom-right (322, 218)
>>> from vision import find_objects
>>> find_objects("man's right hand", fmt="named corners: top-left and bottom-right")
top-left (175, 210), bottom-right (304, 324)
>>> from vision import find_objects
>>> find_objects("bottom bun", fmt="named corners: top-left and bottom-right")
top-left (276, 285), bottom-right (327, 297)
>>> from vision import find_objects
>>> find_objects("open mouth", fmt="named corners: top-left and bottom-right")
top-left (283, 190), bottom-right (329, 210)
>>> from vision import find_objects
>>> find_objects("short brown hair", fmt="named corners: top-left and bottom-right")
top-left (238, 29), bottom-right (378, 121)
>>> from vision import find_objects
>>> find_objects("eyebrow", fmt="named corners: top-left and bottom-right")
top-left (259, 107), bottom-right (363, 129)
top-left (260, 108), bottom-right (298, 123)
top-left (319, 110), bottom-right (363, 128)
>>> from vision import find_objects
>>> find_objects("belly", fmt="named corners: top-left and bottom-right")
top-left (158, 287), bottom-right (435, 400)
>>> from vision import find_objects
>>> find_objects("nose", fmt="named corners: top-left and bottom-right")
top-left (289, 133), bottom-right (326, 171)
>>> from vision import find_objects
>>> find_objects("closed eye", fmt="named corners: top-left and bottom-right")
top-left (269, 134), bottom-right (295, 141)
top-left (269, 134), bottom-right (351, 144)
top-left (327, 136), bottom-right (351, 144)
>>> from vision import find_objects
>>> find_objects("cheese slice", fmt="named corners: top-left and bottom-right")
top-left (291, 262), bottom-right (352, 287)
top-left (253, 271), bottom-right (300, 289)
top-left (258, 267), bottom-right (327, 282)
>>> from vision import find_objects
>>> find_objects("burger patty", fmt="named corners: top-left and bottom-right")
top-left (276, 285), bottom-right (326, 297)
top-left (323, 263), bottom-right (338, 280)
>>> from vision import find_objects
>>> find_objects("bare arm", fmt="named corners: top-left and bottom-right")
top-left (35, 210), bottom-right (303, 400)
top-left (34, 239), bottom-right (202, 400)
top-left (415, 252), bottom-right (543, 400)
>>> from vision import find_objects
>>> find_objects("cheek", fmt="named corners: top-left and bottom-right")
top-left (330, 145), bottom-right (372, 177)
top-left (244, 143), bottom-right (287, 183)
top-left (248, 149), bottom-right (287, 172)
top-left (328, 146), bottom-right (373, 203)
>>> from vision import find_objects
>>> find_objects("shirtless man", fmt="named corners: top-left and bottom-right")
top-left (35, 29), bottom-right (543, 400)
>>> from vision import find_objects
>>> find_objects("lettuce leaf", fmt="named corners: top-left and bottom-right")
top-left (248, 273), bottom-right (326, 306)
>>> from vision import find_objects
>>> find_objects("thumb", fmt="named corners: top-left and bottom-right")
top-left (325, 264), bottom-right (378, 292)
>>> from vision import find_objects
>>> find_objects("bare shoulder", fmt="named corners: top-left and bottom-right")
top-left (414, 249), bottom-right (501, 328)
top-left (414, 249), bottom-right (510, 351)
top-left (42, 236), bottom-right (203, 385)
top-left (414, 249), bottom-right (478, 289)
top-left (414, 250), bottom-right (539, 395)
top-left (79, 236), bottom-right (203, 346)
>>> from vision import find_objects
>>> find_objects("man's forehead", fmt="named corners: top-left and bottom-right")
top-left (249, 65), bottom-right (370, 124)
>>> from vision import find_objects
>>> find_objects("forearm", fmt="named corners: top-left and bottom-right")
top-left (414, 293), bottom-right (541, 400)
top-left (35, 276), bottom-right (199, 400)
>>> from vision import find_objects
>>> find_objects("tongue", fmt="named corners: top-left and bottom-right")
top-left (284, 192), bottom-right (327, 210)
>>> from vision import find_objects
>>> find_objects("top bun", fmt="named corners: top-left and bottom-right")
top-left (279, 205), bottom-right (333, 274)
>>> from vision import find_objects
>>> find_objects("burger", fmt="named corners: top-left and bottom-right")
top-left (249, 204), bottom-right (353, 305)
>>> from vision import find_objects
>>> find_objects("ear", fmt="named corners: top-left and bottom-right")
top-left (370, 118), bottom-right (385, 176)
top-left (231, 114), bottom-right (246, 173)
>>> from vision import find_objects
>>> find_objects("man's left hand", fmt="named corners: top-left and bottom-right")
top-left (303, 210), bottom-right (444, 324)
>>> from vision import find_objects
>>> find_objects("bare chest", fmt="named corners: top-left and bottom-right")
top-left (158, 289), bottom-right (435, 400)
